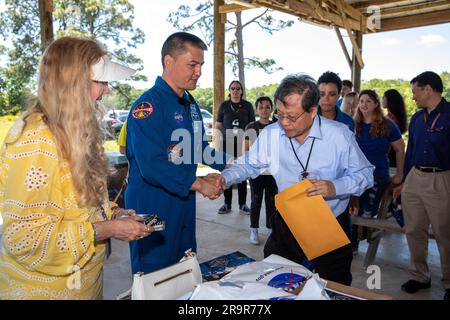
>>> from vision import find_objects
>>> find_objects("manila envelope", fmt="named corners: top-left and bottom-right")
top-left (275, 180), bottom-right (350, 260)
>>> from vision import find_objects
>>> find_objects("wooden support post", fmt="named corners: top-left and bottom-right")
top-left (38, 0), bottom-right (54, 51)
top-left (213, 0), bottom-right (226, 131)
top-left (334, 27), bottom-right (352, 70)
top-left (351, 31), bottom-right (362, 93)
top-left (336, 0), bottom-right (364, 71)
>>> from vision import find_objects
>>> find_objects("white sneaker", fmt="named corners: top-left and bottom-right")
top-left (250, 228), bottom-right (260, 245)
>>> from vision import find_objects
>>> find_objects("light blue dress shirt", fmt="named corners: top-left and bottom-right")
top-left (222, 115), bottom-right (375, 217)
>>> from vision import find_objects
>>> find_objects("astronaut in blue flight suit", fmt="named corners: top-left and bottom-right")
top-left (125, 32), bottom-right (227, 273)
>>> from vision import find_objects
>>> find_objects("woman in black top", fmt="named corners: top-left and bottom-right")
top-left (215, 80), bottom-right (255, 214)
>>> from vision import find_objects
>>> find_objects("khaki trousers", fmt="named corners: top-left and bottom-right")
top-left (402, 167), bottom-right (450, 288)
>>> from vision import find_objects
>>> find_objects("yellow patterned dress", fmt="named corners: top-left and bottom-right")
top-left (0, 113), bottom-right (113, 299)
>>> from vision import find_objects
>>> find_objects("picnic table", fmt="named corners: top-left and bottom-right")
top-left (352, 182), bottom-right (434, 268)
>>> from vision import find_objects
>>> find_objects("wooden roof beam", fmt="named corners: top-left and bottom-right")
top-left (378, 8), bottom-right (450, 32)
top-left (304, 0), bottom-right (327, 20)
top-left (334, 27), bottom-right (352, 69)
top-left (286, 0), bottom-right (323, 20)
top-left (352, 0), bottom-right (410, 10)
top-left (337, 0), bottom-right (364, 68)
top-left (227, 0), bottom-right (258, 8)
top-left (256, 0), bottom-right (364, 31)
top-left (378, 1), bottom-right (450, 17)
top-left (333, 0), bottom-right (371, 32)
top-left (219, 3), bottom-right (257, 13)
top-left (327, 0), bottom-right (366, 21)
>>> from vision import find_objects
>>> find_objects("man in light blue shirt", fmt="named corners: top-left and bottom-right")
top-left (218, 74), bottom-right (374, 285)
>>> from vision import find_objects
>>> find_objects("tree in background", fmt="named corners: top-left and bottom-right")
top-left (189, 84), bottom-right (278, 112)
top-left (191, 87), bottom-right (214, 113)
top-left (362, 72), bottom-right (450, 128)
top-left (441, 71), bottom-right (450, 101)
top-left (168, 0), bottom-right (293, 96)
top-left (176, 75), bottom-right (450, 120)
top-left (0, 0), bottom-right (145, 115)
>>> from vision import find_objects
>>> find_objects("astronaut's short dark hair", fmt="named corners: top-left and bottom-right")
top-left (161, 32), bottom-right (207, 68)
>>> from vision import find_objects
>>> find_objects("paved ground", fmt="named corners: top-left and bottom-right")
top-left (103, 185), bottom-right (446, 300)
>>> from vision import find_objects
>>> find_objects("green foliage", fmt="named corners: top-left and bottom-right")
top-left (441, 71), bottom-right (450, 101)
top-left (102, 85), bottom-right (145, 110)
top-left (0, 0), bottom-right (41, 115)
top-left (0, 0), bottom-right (145, 115)
top-left (177, 74), bottom-right (450, 119)
top-left (360, 72), bottom-right (450, 128)
top-left (246, 84), bottom-right (278, 107)
top-left (167, 0), bottom-right (293, 78)
top-left (190, 83), bottom-right (278, 113)
top-left (191, 87), bottom-right (214, 112)
top-left (361, 78), bottom-right (418, 119)
top-left (168, 2), bottom-right (214, 45)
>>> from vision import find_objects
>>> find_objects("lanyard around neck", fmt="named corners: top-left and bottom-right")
top-left (423, 111), bottom-right (442, 132)
top-left (289, 137), bottom-right (316, 180)
top-left (230, 101), bottom-right (241, 113)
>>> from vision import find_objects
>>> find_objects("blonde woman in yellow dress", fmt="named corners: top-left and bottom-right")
top-left (0, 36), bottom-right (153, 300)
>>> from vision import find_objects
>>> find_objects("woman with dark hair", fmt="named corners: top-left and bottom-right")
top-left (215, 80), bottom-right (255, 215)
top-left (382, 89), bottom-right (408, 167)
top-left (351, 90), bottom-right (405, 251)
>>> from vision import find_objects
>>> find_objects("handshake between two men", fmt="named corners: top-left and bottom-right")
top-left (190, 173), bottom-right (226, 200)
top-left (190, 172), bottom-right (339, 201)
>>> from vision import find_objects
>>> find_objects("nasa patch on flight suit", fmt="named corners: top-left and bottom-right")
top-left (132, 101), bottom-right (154, 119)
top-left (174, 111), bottom-right (184, 124)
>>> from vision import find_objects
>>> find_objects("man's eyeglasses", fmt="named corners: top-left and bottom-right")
top-left (277, 110), bottom-right (307, 123)
top-left (230, 87), bottom-right (241, 91)
top-left (93, 80), bottom-right (109, 86)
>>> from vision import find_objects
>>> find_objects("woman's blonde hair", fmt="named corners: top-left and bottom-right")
top-left (354, 89), bottom-right (390, 137)
top-left (25, 36), bottom-right (109, 208)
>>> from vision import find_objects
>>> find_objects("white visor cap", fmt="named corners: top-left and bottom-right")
top-left (92, 55), bottom-right (136, 82)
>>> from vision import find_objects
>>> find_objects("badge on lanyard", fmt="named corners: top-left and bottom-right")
top-left (189, 103), bottom-right (202, 133)
top-left (232, 119), bottom-right (240, 135)
top-left (189, 103), bottom-right (203, 159)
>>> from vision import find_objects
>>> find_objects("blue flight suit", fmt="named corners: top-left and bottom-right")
top-left (125, 76), bottom-right (227, 273)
